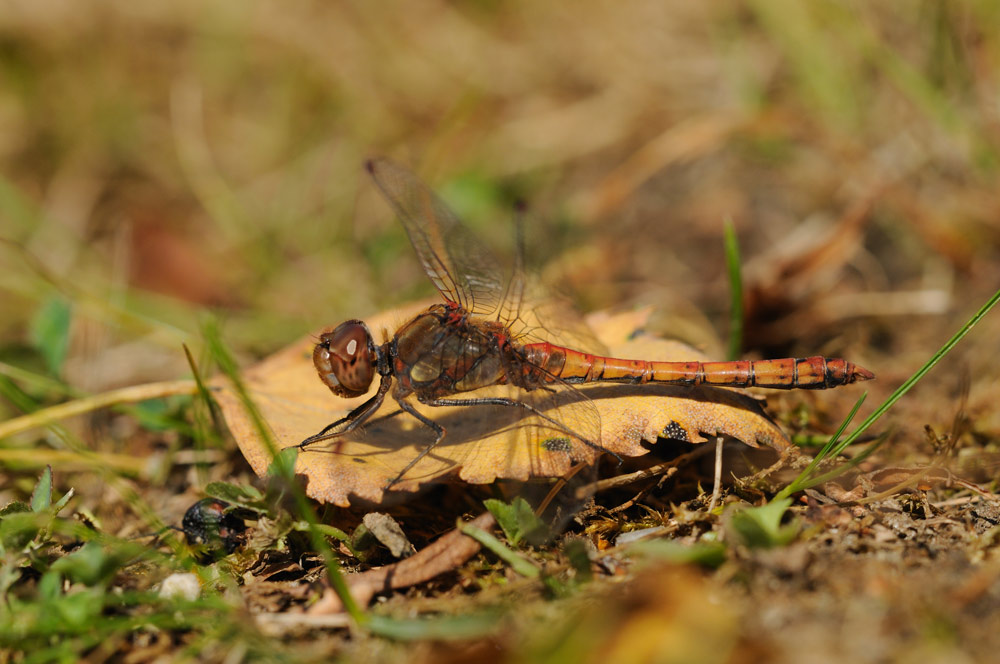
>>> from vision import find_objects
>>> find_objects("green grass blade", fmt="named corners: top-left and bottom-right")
top-left (366, 612), bottom-right (502, 641)
top-left (460, 521), bottom-right (568, 596)
top-left (28, 297), bottom-right (72, 376)
top-left (779, 392), bottom-right (866, 496)
top-left (723, 218), bottom-right (743, 361)
top-left (201, 319), bottom-right (366, 625)
top-left (792, 434), bottom-right (887, 492)
top-left (777, 286), bottom-right (1000, 499)
top-left (459, 522), bottom-right (539, 579)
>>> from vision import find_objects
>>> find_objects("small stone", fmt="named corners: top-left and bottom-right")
top-left (159, 573), bottom-right (201, 601)
top-left (363, 512), bottom-right (415, 558)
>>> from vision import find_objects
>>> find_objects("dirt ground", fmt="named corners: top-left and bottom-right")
top-left (2, 2), bottom-right (1000, 662)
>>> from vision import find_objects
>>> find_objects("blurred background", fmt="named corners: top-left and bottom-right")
top-left (3, 0), bottom-right (997, 386)
top-left (3, 1), bottom-right (1000, 660)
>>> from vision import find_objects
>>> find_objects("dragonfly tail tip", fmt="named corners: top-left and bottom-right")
top-left (851, 364), bottom-right (876, 383)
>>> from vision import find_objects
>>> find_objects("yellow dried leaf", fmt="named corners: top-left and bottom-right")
top-left (213, 305), bottom-right (789, 506)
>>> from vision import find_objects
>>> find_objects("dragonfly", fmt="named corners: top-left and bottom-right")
top-left (300, 158), bottom-right (874, 487)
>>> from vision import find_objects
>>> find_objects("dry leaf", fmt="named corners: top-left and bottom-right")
top-left (742, 193), bottom-right (872, 349)
top-left (213, 305), bottom-right (790, 506)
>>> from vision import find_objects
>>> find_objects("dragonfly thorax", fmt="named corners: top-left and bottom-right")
top-left (314, 320), bottom-right (377, 398)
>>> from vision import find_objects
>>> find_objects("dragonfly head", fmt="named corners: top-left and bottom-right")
top-left (314, 320), bottom-right (376, 398)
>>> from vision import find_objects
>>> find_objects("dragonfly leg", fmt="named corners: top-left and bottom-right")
top-left (384, 399), bottom-right (446, 489)
top-left (361, 408), bottom-right (404, 428)
top-left (299, 374), bottom-right (392, 448)
top-left (424, 396), bottom-right (622, 464)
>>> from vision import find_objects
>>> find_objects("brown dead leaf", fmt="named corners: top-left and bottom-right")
top-left (213, 305), bottom-right (790, 506)
top-left (362, 512), bottom-right (415, 559)
top-left (742, 192), bottom-right (873, 350)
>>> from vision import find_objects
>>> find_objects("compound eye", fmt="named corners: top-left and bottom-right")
top-left (313, 320), bottom-right (375, 398)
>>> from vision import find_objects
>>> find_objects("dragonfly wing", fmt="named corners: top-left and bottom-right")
top-left (439, 379), bottom-right (605, 529)
top-left (507, 279), bottom-right (610, 356)
top-left (367, 158), bottom-right (506, 315)
top-left (418, 382), bottom-right (605, 483)
top-left (368, 158), bottom-right (606, 355)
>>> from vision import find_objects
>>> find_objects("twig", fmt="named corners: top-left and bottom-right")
top-left (707, 437), bottom-right (724, 513)
top-left (255, 612), bottom-right (352, 635)
top-left (309, 511), bottom-right (496, 614)
top-left (573, 445), bottom-right (713, 500)
top-left (0, 448), bottom-right (148, 475)
top-left (931, 494), bottom-right (981, 508)
top-left (540, 462), bottom-right (587, 514)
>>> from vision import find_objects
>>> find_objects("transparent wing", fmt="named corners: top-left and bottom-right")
top-left (368, 158), bottom-right (608, 355)
top-left (317, 379), bottom-right (606, 489)
top-left (367, 158), bottom-right (507, 315)
top-left (505, 279), bottom-right (610, 355)
top-left (499, 202), bottom-right (609, 355)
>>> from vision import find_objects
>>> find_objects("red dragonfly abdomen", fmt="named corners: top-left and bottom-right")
top-left (520, 343), bottom-right (874, 390)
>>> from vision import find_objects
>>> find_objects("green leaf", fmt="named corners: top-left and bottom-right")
top-left (129, 398), bottom-right (176, 432)
top-left (563, 538), bottom-right (593, 584)
top-left (266, 446), bottom-right (299, 479)
top-left (366, 611), bottom-right (502, 641)
top-left (0, 510), bottom-right (45, 551)
top-left (37, 570), bottom-right (62, 601)
top-left (41, 588), bottom-right (105, 632)
top-left (627, 539), bottom-right (728, 567)
top-left (29, 297), bottom-right (72, 376)
top-left (49, 541), bottom-right (144, 586)
top-left (204, 482), bottom-right (265, 509)
top-left (728, 498), bottom-right (799, 549)
top-left (300, 522), bottom-right (350, 542)
top-left (0, 501), bottom-right (31, 517)
top-left (51, 487), bottom-right (74, 515)
top-left (30, 466), bottom-right (53, 512)
top-left (345, 522), bottom-right (377, 562)
top-left (483, 497), bottom-right (548, 546)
